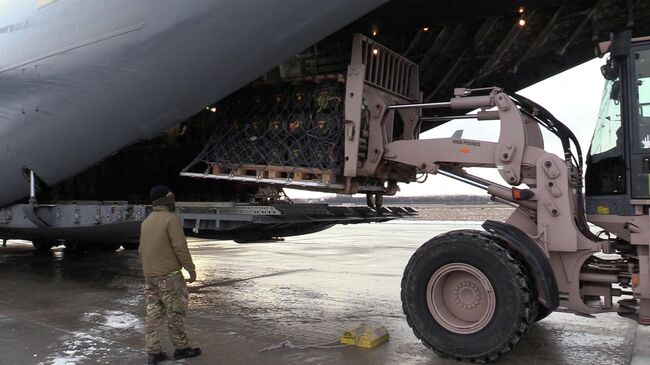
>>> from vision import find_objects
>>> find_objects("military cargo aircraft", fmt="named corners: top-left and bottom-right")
top-left (1, 0), bottom-right (649, 246)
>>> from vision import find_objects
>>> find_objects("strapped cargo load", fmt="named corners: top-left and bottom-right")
top-left (182, 34), bottom-right (421, 196)
top-left (188, 77), bottom-right (346, 183)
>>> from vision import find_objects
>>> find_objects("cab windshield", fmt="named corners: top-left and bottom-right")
top-left (586, 77), bottom-right (626, 195)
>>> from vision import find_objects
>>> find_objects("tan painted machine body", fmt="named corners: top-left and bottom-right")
top-left (339, 33), bottom-right (650, 362)
top-left (187, 34), bottom-right (650, 362)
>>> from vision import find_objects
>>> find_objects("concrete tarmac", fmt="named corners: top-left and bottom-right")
top-left (0, 221), bottom-right (647, 365)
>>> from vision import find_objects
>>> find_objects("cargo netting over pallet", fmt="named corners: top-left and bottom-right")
top-left (184, 76), bottom-right (356, 189)
top-left (183, 34), bottom-right (421, 195)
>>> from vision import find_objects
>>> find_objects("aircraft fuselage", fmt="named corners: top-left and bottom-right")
top-left (0, 0), bottom-right (385, 206)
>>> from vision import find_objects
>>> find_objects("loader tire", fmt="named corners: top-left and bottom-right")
top-left (535, 303), bottom-right (552, 322)
top-left (401, 230), bottom-right (536, 363)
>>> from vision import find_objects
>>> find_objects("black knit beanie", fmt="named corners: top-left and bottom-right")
top-left (149, 185), bottom-right (171, 202)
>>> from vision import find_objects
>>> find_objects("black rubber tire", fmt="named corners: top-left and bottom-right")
top-left (535, 303), bottom-right (552, 322)
top-left (121, 242), bottom-right (139, 250)
top-left (32, 240), bottom-right (54, 251)
top-left (64, 241), bottom-right (87, 252)
top-left (401, 230), bottom-right (536, 363)
top-left (99, 242), bottom-right (122, 251)
top-left (234, 236), bottom-right (276, 243)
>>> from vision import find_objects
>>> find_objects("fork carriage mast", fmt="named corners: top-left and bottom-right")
top-left (336, 34), bottom-right (650, 362)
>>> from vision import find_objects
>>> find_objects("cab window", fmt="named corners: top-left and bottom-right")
top-left (586, 75), bottom-right (626, 195)
top-left (636, 50), bottom-right (650, 149)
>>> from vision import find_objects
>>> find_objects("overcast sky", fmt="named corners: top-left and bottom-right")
top-left (287, 57), bottom-right (606, 199)
top-left (0, 1), bottom-right (32, 27)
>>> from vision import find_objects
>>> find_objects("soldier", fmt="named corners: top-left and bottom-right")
top-left (139, 185), bottom-right (201, 365)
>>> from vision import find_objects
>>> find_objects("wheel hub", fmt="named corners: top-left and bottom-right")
top-left (427, 263), bottom-right (496, 334)
top-left (454, 281), bottom-right (482, 309)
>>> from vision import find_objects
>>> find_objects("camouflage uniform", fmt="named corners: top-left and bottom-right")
top-left (144, 271), bottom-right (189, 353)
top-left (140, 194), bottom-right (196, 355)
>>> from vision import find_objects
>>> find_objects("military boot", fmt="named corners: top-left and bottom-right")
top-left (173, 346), bottom-right (202, 359)
top-left (148, 352), bottom-right (167, 365)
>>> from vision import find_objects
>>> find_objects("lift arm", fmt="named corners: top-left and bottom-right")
top-left (371, 87), bottom-right (545, 208)
top-left (370, 86), bottom-right (604, 313)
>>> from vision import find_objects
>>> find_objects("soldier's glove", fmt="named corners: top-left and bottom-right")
top-left (186, 271), bottom-right (196, 283)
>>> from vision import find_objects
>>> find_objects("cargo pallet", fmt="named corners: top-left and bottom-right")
top-left (182, 33), bottom-right (420, 196)
top-left (212, 164), bottom-right (337, 185)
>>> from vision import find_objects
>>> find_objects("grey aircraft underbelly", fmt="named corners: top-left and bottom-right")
top-left (0, 0), bottom-right (386, 207)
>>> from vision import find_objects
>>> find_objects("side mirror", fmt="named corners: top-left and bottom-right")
top-left (601, 31), bottom-right (633, 81)
top-left (601, 58), bottom-right (618, 81)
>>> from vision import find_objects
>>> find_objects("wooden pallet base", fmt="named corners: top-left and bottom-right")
top-left (212, 164), bottom-right (338, 184)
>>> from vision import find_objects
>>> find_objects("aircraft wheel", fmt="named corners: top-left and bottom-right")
top-left (32, 240), bottom-right (54, 251)
top-left (401, 230), bottom-right (536, 363)
top-left (64, 241), bottom-right (87, 252)
top-left (234, 237), bottom-right (272, 243)
top-left (121, 242), bottom-right (139, 250)
top-left (99, 242), bottom-right (122, 251)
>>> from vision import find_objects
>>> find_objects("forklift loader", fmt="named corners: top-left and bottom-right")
top-left (187, 32), bottom-right (650, 362)
top-left (387, 31), bottom-right (650, 362)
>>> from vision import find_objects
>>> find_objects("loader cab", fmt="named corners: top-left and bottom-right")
top-left (586, 36), bottom-right (650, 215)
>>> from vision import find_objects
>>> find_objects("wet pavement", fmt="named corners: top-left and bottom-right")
top-left (0, 221), bottom-right (647, 365)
